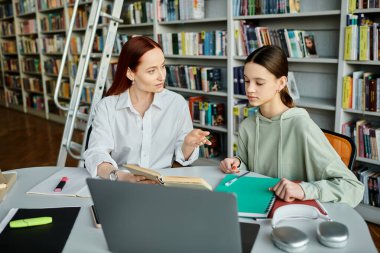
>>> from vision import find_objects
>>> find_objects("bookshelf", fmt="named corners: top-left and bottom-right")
top-left (336, 0), bottom-right (380, 225)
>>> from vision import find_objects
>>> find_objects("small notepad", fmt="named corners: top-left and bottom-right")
top-left (215, 175), bottom-right (280, 218)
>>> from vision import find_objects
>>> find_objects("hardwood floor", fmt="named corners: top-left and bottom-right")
top-left (0, 107), bottom-right (78, 170)
top-left (0, 106), bottom-right (379, 252)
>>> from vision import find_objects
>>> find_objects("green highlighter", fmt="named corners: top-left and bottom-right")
top-left (10, 217), bottom-right (53, 228)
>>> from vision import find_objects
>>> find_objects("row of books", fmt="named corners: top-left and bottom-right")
top-left (15, 0), bottom-right (36, 16)
top-left (113, 34), bottom-right (133, 54)
top-left (157, 0), bottom-right (204, 21)
top-left (19, 19), bottom-right (37, 34)
top-left (19, 36), bottom-right (39, 54)
top-left (40, 13), bottom-right (65, 32)
top-left (26, 94), bottom-right (44, 111)
top-left (342, 72), bottom-right (380, 111)
top-left (69, 34), bottom-right (104, 55)
top-left (3, 59), bottom-right (19, 72)
top-left (37, 0), bottom-right (63, 11)
top-left (23, 77), bottom-right (43, 93)
top-left (68, 5), bottom-right (90, 29)
top-left (157, 31), bottom-right (227, 56)
top-left (233, 103), bottom-right (258, 133)
top-left (120, 1), bottom-right (154, 24)
top-left (5, 75), bottom-right (21, 89)
top-left (4, 90), bottom-right (22, 105)
top-left (80, 87), bottom-right (94, 104)
top-left (45, 79), bottom-right (71, 99)
top-left (0, 21), bottom-right (15, 36)
top-left (353, 0), bottom-right (380, 9)
top-left (1, 41), bottom-right (17, 53)
top-left (235, 20), bottom-right (318, 58)
top-left (43, 58), bottom-right (68, 76)
top-left (166, 65), bottom-right (224, 92)
top-left (71, 58), bottom-right (99, 80)
top-left (41, 35), bottom-right (65, 54)
top-left (344, 13), bottom-right (380, 61)
top-left (21, 58), bottom-right (40, 73)
top-left (0, 3), bottom-right (13, 18)
top-left (353, 166), bottom-right (380, 207)
top-left (188, 96), bottom-right (226, 127)
top-left (342, 120), bottom-right (380, 161)
top-left (233, 0), bottom-right (301, 16)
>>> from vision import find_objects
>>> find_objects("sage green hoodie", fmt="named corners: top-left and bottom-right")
top-left (237, 107), bottom-right (364, 207)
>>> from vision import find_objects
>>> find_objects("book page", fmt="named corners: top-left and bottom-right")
top-left (163, 176), bottom-right (212, 191)
top-left (27, 168), bottom-right (91, 197)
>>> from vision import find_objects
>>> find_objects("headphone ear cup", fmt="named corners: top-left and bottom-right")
top-left (271, 226), bottom-right (309, 252)
top-left (317, 221), bottom-right (349, 248)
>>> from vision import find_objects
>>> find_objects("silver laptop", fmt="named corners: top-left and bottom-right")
top-left (87, 178), bottom-right (259, 253)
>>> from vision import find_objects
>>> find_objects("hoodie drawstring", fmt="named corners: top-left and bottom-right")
top-left (278, 114), bottom-right (283, 178)
top-left (254, 116), bottom-right (260, 171)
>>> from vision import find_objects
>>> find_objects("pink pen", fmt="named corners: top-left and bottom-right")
top-left (54, 177), bottom-right (68, 192)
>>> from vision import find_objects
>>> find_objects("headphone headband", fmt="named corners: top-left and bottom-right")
top-left (271, 204), bottom-right (331, 228)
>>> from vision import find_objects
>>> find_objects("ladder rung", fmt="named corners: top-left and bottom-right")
top-left (70, 141), bottom-right (83, 153)
top-left (77, 112), bottom-right (89, 121)
top-left (100, 11), bottom-right (123, 23)
top-left (84, 82), bottom-right (95, 88)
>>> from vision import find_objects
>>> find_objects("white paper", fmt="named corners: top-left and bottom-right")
top-left (0, 208), bottom-right (18, 234)
top-left (27, 168), bottom-right (91, 198)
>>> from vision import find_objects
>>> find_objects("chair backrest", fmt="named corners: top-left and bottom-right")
top-left (322, 129), bottom-right (356, 170)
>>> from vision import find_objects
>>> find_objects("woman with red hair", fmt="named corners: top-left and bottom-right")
top-left (84, 36), bottom-right (211, 183)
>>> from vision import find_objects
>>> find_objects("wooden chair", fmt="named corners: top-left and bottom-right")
top-left (322, 129), bottom-right (356, 170)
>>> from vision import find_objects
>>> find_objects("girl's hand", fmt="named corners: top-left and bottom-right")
top-left (219, 157), bottom-right (241, 174)
top-left (269, 178), bottom-right (305, 202)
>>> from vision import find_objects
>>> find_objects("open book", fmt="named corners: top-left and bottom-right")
top-left (123, 164), bottom-right (212, 191)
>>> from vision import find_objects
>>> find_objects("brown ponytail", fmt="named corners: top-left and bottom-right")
top-left (245, 45), bottom-right (294, 108)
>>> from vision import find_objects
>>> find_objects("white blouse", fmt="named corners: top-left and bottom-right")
top-left (84, 89), bottom-right (198, 177)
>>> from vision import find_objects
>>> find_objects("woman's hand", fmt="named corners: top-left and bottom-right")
top-left (182, 129), bottom-right (211, 160)
top-left (219, 157), bottom-right (241, 174)
top-left (184, 129), bottom-right (212, 148)
top-left (270, 178), bottom-right (305, 202)
top-left (117, 172), bottom-right (157, 184)
top-left (97, 162), bottom-right (157, 184)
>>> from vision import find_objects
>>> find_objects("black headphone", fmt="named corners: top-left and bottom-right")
top-left (271, 205), bottom-right (349, 252)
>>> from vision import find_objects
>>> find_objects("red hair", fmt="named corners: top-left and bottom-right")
top-left (106, 36), bottom-right (163, 96)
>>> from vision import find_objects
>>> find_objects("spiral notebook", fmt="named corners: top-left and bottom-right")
top-left (215, 175), bottom-right (280, 218)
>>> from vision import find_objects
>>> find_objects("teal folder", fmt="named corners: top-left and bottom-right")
top-left (215, 175), bottom-right (280, 218)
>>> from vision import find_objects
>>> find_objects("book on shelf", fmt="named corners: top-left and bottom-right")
top-left (289, 0), bottom-right (301, 14)
top-left (302, 33), bottom-right (318, 57)
top-left (215, 174), bottom-right (280, 218)
top-left (123, 164), bottom-right (212, 191)
top-left (287, 71), bottom-right (300, 100)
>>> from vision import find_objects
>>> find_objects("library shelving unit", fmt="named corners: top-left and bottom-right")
top-left (229, 0), bottom-right (342, 157)
top-left (336, 0), bottom-right (380, 225)
top-left (155, 0), bottom-right (228, 164)
top-left (0, 1), bottom-right (13, 107)
top-left (0, 1), bottom-right (23, 112)
top-left (16, 0), bottom-right (46, 118)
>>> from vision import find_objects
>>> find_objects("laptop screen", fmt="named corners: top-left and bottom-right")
top-left (87, 178), bottom-right (259, 253)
